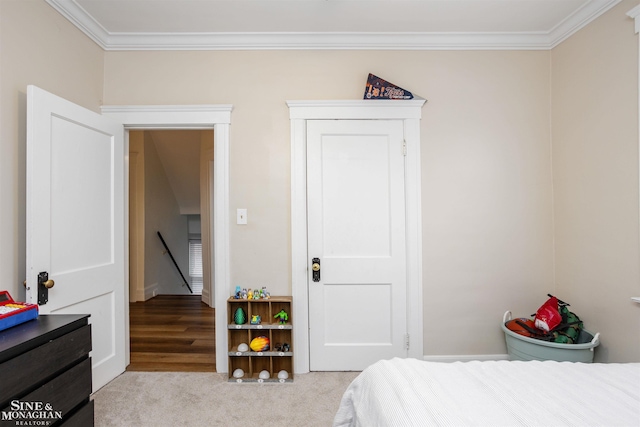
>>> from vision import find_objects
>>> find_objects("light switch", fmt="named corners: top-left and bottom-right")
top-left (237, 208), bottom-right (247, 225)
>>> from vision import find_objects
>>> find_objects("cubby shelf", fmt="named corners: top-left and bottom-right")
top-left (228, 324), bottom-right (292, 330)
top-left (227, 296), bottom-right (293, 383)
top-left (228, 350), bottom-right (293, 357)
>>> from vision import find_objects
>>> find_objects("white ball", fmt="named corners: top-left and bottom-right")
top-left (237, 343), bottom-right (249, 352)
top-left (259, 370), bottom-right (270, 379)
top-left (277, 370), bottom-right (289, 379)
top-left (232, 368), bottom-right (244, 378)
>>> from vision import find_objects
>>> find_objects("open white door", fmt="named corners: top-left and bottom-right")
top-left (26, 85), bottom-right (126, 392)
top-left (307, 119), bottom-right (408, 371)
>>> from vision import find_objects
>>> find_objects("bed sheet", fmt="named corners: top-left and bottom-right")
top-left (333, 358), bottom-right (640, 427)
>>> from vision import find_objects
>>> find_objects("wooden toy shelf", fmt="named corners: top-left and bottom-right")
top-left (227, 296), bottom-right (293, 383)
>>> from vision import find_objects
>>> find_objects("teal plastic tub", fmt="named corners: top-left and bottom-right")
top-left (502, 311), bottom-right (600, 363)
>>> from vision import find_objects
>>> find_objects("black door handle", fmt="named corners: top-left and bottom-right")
top-left (311, 258), bottom-right (320, 282)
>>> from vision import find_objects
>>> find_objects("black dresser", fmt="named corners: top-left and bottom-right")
top-left (0, 314), bottom-right (93, 426)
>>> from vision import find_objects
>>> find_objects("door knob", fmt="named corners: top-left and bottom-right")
top-left (312, 258), bottom-right (321, 282)
top-left (24, 279), bottom-right (53, 288)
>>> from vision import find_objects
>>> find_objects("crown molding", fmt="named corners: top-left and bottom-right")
top-left (46, 0), bottom-right (111, 49)
top-left (46, 0), bottom-right (621, 51)
top-left (76, 31), bottom-right (559, 51)
top-left (548, 0), bottom-right (622, 48)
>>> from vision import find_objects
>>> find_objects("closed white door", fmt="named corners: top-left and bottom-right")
top-left (26, 85), bottom-right (126, 391)
top-left (307, 119), bottom-right (407, 371)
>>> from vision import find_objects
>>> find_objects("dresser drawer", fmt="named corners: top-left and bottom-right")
top-left (0, 324), bottom-right (91, 407)
top-left (60, 400), bottom-right (94, 427)
top-left (1, 357), bottom-right (92, 426)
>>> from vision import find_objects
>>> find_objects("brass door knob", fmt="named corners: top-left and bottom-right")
top-left (311, 257), bottom-right (321, 282)
top-left (43, 279), bottom-right (55, 289)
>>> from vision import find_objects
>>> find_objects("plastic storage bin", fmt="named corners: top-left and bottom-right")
top-left (502, 311), bottom-right (600, 363)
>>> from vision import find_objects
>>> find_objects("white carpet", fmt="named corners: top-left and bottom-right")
top-left (93, 371), bottom-right (360, 427)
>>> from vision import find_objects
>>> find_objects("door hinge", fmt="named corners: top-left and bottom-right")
top-left (403, 140), bottom-right (407, 156)
top-left (404, 333), bottom-right (410, 350)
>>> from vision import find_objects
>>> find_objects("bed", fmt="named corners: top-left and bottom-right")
top-left (333, 358), bottom-right (640, 427)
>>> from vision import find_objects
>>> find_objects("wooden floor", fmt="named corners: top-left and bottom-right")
top-left (128, 295), bottom-right (216, 372)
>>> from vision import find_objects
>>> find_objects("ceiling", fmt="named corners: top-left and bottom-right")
top-left (47, 0), bottom-right (622, 50)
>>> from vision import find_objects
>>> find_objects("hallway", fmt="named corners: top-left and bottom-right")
top-left (128, 295), bottom-right (216, 372)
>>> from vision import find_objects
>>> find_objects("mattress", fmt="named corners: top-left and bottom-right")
top-left (333, 358), bottom-right (640, 427)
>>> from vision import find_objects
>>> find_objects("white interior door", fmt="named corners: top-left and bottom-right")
top-left (26, 85), bottom-right (126, 392)
top-left (307, 119), bottom-right (407, 371)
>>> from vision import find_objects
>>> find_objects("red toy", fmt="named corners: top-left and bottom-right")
top-left (0, 291), bottom-right (38, 331)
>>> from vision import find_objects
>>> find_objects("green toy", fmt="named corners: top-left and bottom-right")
top-left (274, 309), bottom-right (288, 324)
top-left (234, 307), bottom-right (246, 325)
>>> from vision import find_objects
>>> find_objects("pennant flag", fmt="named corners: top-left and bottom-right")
top-left (363, 73), bottom-right (413, 100)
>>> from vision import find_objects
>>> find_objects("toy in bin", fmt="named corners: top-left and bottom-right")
top-left (0, 291), bottom-right (38, 331)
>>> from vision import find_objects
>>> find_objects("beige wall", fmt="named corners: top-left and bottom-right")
top-left (0, 0), bottom-right (104, 300)
top-left (420, 51), bottom-right (554, 355)
top-left (552, 0), bottom-right (640, 362)
top-left (103, 49), bottom-right (555, 356)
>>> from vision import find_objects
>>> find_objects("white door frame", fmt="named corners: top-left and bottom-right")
top-left (102, 104), bottom-right (232, 372)
top-left (288, 99), bottom-right (426, 373)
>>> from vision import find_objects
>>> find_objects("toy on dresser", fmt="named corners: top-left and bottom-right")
top-left (0, 291), bottom-right (38, 331)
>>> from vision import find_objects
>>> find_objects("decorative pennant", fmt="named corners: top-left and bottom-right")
top-left (363, 73), bottom-right (413, 100)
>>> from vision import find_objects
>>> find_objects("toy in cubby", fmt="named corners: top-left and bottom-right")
top-left (250, 335), bottom-right (270, 351)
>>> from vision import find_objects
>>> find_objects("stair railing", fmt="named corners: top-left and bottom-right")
top-left (157, 231), bottom-right (193, 294)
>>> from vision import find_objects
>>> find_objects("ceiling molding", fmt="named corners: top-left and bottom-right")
top-left (547, 0), bottom-right (622, 48)
top-left (46, 0), bottom-right (111, 49)
top-left (76, 32), bottom-right (559, 51)
top-left (46, 0), bottom-right (621, 51)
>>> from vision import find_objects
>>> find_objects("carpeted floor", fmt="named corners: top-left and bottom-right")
top-left (93, 370), bottom-right (360, 427)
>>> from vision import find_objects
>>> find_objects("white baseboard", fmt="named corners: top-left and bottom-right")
top-left (423, 354), bottom-right (510, 363)
top-left (132, 289), bottom-right (146, 302)
top-left (144, 283), bottom-right (158, 301)
top-left (201, 288), bottom-right (211, 307)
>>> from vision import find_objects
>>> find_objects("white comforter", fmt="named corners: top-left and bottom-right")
top-left (333, 358), bottom-right (640, 427)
